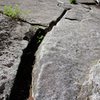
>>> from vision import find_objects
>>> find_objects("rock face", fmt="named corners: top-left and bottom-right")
top-left (32, 4), bottom-right (100, 100)
top-left (0, 0), bottom-right (67, 99)
top-left (77, 0), bottom-right (95, 3)
top-left (0, 0), bottom-right (64, 26)
top-left (0, 0), bottom-right (100, 100)
top-left (0, 13), bottom-right (31, 99)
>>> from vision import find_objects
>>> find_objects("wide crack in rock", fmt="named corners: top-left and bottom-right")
top-left (0, 1), bottom-right (100, 100)
top-left (8, 8), bottom-right (69, 100)
top-left (0, 13), bottom-right (31, 100)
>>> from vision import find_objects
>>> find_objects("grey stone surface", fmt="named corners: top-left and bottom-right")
top-left (32, 4), bottom-right (100, 100)
top-left (77, 61), bottom-right (100, 100)
top-left (0, 0), bottom-right (64, 26)
top-left (0, 13), bottom-right (31, 99)
top-left (65, 4), bottom-right (91, 21)
top-left (77, 0), bottom-right (95, 3)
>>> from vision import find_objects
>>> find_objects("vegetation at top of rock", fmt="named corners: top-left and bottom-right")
top-left (3, 5), bottom-right (21, 18)
top-left (69, 0), bottom-right (76, 4)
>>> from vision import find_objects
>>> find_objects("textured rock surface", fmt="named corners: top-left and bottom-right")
top-left (77, 61), bottom-right (100, 100)
top-left (77, 0), bottom-right (95, 3)
top-left (32, 4), bottom-right (100, 100)
top-left (0, 13), bottom-right (31, 99)
top-left (0, 0), bottom-right (100, 100)
top-left (0, 0), bottom-right (64, 26)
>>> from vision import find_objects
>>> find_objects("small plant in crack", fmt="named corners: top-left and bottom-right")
top-left (69, 0), bottom-right (76, 4)
top-left (37, 35), bottom-right (44, 44)
top-left (3, 5), bottom-right (21, 18)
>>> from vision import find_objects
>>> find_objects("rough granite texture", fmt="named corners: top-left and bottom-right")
top-left (0, 0), bottom-right (65, 26)
top-left (32, 4), bottom-right (100, 100)
top-left (0, 13), bottom-right (30, 99)
top-left (0, 0), bottom-right (100, 100)
top-left (77, 0), bottom-right (95, 3)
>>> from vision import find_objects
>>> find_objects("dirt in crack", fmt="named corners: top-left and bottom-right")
top-left (7, 9), bottom-right (67, 100)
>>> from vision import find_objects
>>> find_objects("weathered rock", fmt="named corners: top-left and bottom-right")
top-left (0, 13), bottom-right (31, 99)
top-left (32, 4), bottom-right (100, 100)
top-left (0, 0), bottom-right (64, 26)
top-left (65, 4), bottom-right (91, 21)
top-left (77, 61), bottom-right (100, 100)
top-left (77, 0), bottom-right (95, 4)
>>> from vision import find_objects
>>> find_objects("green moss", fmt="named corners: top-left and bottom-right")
top-left (3, 5), bottom-right (21, 18)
